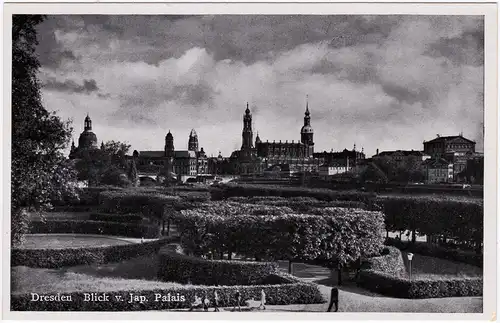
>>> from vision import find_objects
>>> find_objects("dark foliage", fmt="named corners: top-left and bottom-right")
top-left (28, 219), bottom-right (161, 238)
top-left (12, 237), bottom-right (175, 268)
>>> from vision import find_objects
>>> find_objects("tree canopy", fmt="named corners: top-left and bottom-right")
top-left (11, 15), bottom-right (78, 246)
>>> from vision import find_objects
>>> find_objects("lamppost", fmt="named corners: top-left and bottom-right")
top-left (407, 252), bottom-right (414, 281)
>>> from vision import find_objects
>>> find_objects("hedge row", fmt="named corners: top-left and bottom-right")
top-left (174, 202), bottom-right (385, 267)
top-left (99, 190), bottom-right (181, 219)
top-left (158, 246), bottom-right (280, 286)
top-left (211, 183), bottom-right (376, 203)
top-left (11, 279), bottom-right (326, 311)
top-left (378, 195), bottom-right (483, 247)
top-left (12, 237), bottom-right (176, 268)
top-left (356, 247), bottom-right (483, 298)
top-left (357, 270), bottom-right (483, 298)
top-left (226, 196), bottom-right (367, 212)
top-left (28, 220), bottom-right (161, 239)
top-left (89, 213), bottom-right (145, 224)
top-left (385, 238), bottom-right (483, 268)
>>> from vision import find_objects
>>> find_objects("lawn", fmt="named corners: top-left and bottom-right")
top-left (11, 265), bottom-right (184, 295)
top-left (18, 234), bottom-right (134, 249)
top-left (401, 251), bottom-right (482, 279)
top-left (27, 211), bottom-right (92, 221)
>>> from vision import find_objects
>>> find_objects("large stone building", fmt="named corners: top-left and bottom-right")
top-left (423, 134), bottom-right (479, 180)
top-left (69, 114), bottom-right (99, 159)
top-left (134, 129), bottom-right (207, 180)
top-left (230, 101), bottom-right (322, 175)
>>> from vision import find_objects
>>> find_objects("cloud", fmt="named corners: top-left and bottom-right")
top-left (42, 77), bottom-right (100, 94)
top-left (36, 15), bottom-right (485, 157)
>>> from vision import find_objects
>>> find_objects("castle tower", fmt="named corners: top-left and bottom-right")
top-left (300, 97), bottom-right (314, 156)
top-left (241, 102), bottom-right (254, 150)
top-left (165, 130), bottom-right (174, 157)
top-left (188, 129), bottom-right (199, 152)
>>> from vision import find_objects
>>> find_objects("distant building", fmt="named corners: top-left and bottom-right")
top-left (69, 114), bottom-right (100, 159)
top-left (231, 100), bottom-right (321, 175)
top-left (133, 129), bottom-right (208, 181)
top-left (422, 158), bottom-right (454, 184)
top-left (423, 134), bottom-right (479, 180)
top-left (372, 150), bottom-right (431, 164)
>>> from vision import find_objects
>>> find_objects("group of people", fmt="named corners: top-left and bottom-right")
top-left (189, 289), bottom-right (266, 312)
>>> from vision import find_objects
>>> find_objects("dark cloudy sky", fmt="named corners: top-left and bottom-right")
top-left (35, 15), bottom-right (484, 157)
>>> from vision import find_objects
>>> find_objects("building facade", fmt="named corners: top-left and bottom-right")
top-left (422, 158), bottom-right (454, 184)
top-left (134, 129), bottom-right (207, 180)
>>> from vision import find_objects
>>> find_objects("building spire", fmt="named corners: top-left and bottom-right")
top-left (305, 95), bottom-right (310, 116)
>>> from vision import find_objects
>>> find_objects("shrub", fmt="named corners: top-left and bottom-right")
top-left (356, 246), bottom-right (483, 298)
top-left (211, 183), bottom-right (376, 203)
top-left (99, 190), bottom-right (181, 219)
top-left (12, 237), bottom-right (176, 268)
top-left (28, 220), bottom-right (160, 239)
top-left (378, 195), bottom-right (483, 248)
top-left (89, 213), bottom-right (145, 224)
top-left (174, 202), bottom-right (385, 267)
top-left (158, 248), bottom-right (279, 286)
top-left (385, 238), bottom-right (483, 268)
top-left (11, 280), bottom-right (325, 310)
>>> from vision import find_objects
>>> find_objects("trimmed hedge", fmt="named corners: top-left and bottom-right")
top-left (356, 247), bottom-right (483, 298)
top-left (28, 220), bottom-right (161, 239)
top-left (386, 238), bottom-right (483, 268)
top-left (174, 202), bottom-right (385, 267)
top-left (158, 247), bottom-right (280, 286)
top-left (226, 196), bottom-right (367, 212)
top-left (99, 190), bottom-right (181, 219)
top-left (11, 279), bottom-right (326, 311)
top-left (211, 183), bottom-right (376, 203)
top-left (378, 195), bottom-right (483, 248)
top-left (89, 213), bottom-right (145, 224)
top-left (11, 237), bottom-right (176, 268)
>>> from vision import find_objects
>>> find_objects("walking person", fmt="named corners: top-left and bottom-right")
top-left (203, 294), bottom-right (210, 312)
top-left (259, 289), bottom-right (266, 310)
top-left (327, 287), bottom-right (339, 312)
top-left (232, 289), bottom-right (241, 312)
top-left (213, 291), bottom-right (220, 312)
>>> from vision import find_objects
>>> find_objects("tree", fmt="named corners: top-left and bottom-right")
top-left (74, 140), bottom-right (131, 186)
top-left (11, 15), bottom-right (77, 246)
top-left (360, 162), bottom-right (389, 184)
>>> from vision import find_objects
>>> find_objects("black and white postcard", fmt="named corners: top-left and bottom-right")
top-left (2, 2), bottom-right (498, 321)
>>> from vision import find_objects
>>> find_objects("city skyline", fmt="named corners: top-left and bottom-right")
top-left (36, 15), bottom-right (484, 157)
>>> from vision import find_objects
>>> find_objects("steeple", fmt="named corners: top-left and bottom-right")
top-left (165, 130), bottom-right (174, 156)
top-left (241, 102), bottom-right (254, 151)
top-left (188, 128), bottom-right (199, 152)
top-left (300, 96), bottom-right (314, 156)
top-left (84, 113), bottom-right (92, 131)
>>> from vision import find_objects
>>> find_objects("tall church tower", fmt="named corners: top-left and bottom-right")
top-left (164, 131), bottom-right (174, 157)
top-left (241, 103), bottom-right (254, 151)
top-left (188, 129), bottom-right (199, 152)
top-left (300, 98), bottom-right (314, 157)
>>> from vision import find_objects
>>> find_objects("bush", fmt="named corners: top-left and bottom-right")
top-left (12, 237), bottom-right (175, 268)
top-left (385, 238), bottom-right (483, 268)
top-left (158, 248), bottom-right (279, 286)
top-left (174, 202), bottom-right (385, 267)
top-left (89, 213), bottom-right (145, 224)
top-left (28, 220), bottom-right (161, 239)
top-left (11, 280), bottom-right (326, 310)
top-left (356, 246), bottom-right (483, 298)
top-left (211, 183), bottom-right (376, 203)
top-left (99, 190), bottom-right (181, 219)
top-left (378, 195), bottom-right (483, 248)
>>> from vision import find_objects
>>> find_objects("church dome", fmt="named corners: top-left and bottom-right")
top-left (166, 131), bottom-right (173, 139)
top-left (301, 125), bottom-right (314, 133)
top-left (78, 130), bottom-right (98, 149)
